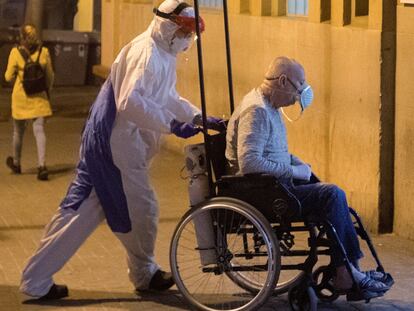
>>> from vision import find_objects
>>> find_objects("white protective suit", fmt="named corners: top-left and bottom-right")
top-left (20, 0), bottom-right (200, 297)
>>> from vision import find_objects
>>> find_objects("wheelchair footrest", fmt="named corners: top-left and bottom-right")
top-left (346, 289), bottom-right (385, 303)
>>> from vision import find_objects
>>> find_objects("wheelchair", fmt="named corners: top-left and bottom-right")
top-left (169, 131), bottom-right (392, 311)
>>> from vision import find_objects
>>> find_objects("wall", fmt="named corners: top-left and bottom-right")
top-left (74, 0), bottom-right (94, 31)
top-left (394, 4), bottom-right (414, 240)
top-left (101, 1), bottom-right (383, 232)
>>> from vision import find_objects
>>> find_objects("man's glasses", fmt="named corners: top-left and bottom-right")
top-left (266, 75), bottom-right (303, 95)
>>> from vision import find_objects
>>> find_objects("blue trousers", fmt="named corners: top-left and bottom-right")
top-left (289, 182), bottom-right (363, 267)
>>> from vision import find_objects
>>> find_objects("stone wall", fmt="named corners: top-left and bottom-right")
top-left (394, 5), bottom-right (414, 240)
top-left (100, 0), bottom-right (390, 233)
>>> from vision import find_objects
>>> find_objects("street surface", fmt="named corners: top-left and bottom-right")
top-left (0, 87), bottom-right (413, 310)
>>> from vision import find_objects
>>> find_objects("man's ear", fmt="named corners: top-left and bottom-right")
top-left (278, 74), bottom-right (287, 87)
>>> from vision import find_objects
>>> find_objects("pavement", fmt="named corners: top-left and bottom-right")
top-left (0, 86), bottom-right (413, 311)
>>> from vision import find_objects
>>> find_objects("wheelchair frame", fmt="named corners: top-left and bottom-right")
top-left (169, 1), bottom-right (390, 310)
top-left (169, 132), bottom-right (389, 311)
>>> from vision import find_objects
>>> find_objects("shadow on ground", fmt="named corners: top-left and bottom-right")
top-left (16, 286), bottom-right (189, 310)
top-left (1, 284), bottom-right (413, 311)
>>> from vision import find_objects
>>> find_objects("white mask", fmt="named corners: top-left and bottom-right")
top-left (170, 35), bottom-right (192, 54)
top-left (297, 84), bottom-right (313, 111)
top-left (281, 84), bottom-right (314, 122)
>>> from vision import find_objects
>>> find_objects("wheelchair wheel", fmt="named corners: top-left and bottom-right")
top-left (288, 285), bottom-right (318, 311)
top-left (312, 265), bottom-right (339, 303)
top-left (170, 197), bottom-right (280, 311)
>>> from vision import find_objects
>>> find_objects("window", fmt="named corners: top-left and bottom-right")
top-left (199, 0), bottom-right (223, 9)
top-left (287, 0), bottom-right (308, 16)
top-left (355, 0), bottom-right (369, 17)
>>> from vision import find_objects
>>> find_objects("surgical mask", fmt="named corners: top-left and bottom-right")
top-left (170, 35), bottom-right (192, 54)
top-left (280, 83), bottom-right (314, 122)
top-left (297, 84), bottom-right (313, 111)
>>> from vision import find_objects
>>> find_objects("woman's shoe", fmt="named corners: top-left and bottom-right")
top-left (37, 166), bottom-right (49, 181)
top-left (6, 156), bottom-right (21, 174)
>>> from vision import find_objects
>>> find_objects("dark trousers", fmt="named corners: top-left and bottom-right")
top-left (289, 182), bottom-right (364, 267)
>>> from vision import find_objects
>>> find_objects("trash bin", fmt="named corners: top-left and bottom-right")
top-left (84, 31), bottom-right (101, 86)
top-left (0, 0), bottom-right (26, 28)
top-left (42, 30), bottom-right (89, 86)
top-left (0, 27), bottom-right (19, 87)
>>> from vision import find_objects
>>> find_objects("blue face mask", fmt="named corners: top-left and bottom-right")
top-left (297, 83), bottom-right (313, 111)
top-left (265, 75), bottom-right (314, 111)
top-left (274, 77), bottom-right (314, 123)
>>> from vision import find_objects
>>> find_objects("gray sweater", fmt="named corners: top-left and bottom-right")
top-left (226, 88), bottom-right (299, 181)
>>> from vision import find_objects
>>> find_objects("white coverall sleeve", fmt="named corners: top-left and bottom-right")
top-left (117, 66), bottom-right (176, 133)
top-left (237, 106), bottom-right (293, 179)
top-left (167, 92), bottom-right (201, 124)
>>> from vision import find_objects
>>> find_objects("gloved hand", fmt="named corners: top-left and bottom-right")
top-left (170, 119), bottom-right (201, 138)
top-left (292, 164), bottom-right (311, 181)
top-left (193, 114), bottom-right (227, 132)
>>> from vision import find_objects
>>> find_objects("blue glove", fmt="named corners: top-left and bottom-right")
top-left (170, 119), bottom-right (201, 138)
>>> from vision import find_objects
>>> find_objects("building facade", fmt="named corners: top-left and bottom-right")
top-left (96, 0), bottom-right (414, 239)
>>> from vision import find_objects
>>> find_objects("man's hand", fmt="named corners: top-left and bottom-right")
top-left (170, 119), bottom-right (201, 138)
top-left (292, 164), bottom-right (311, 181)
top-left (206, 116), bottom-right (227, 132)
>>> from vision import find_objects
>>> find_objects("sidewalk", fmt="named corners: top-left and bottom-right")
top-left (0, 115), bottom-right (413, 310)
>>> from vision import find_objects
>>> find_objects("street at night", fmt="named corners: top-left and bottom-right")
top-left (0, 87), bottom-right (413, 310)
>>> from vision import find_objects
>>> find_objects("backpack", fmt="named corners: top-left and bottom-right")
top-left (17, 46), bottom-right (48, 96)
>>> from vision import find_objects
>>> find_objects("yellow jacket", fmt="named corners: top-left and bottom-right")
top-left (4, 46), bottom-right (54, 120)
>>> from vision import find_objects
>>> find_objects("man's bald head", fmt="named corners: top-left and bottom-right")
top-left (264, 56), bottom-right (303, 80)
top-left (260, 56), bottom-right (306, 108)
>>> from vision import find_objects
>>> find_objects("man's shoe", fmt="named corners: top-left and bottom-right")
top-left (6, 156), bottom-right (21, 174)
top-left (37, 166), bottom-right (49, 181)
top-left (137, 270), bottom-right (175, 292)
top-left (38, 284), bottom-right (68, 300)
top-left (364, 270), bottom-right (394, 288)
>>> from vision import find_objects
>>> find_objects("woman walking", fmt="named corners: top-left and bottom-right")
top-left (4, 24), bottom-right (54, 180)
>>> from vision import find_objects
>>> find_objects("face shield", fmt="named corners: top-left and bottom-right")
top-left (172, 14), bottom-right (205, 34)
top-left (153, 2), bottom-right (205, 54)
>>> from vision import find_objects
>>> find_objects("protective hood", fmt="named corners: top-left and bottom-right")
top-left (150, 0), bottom-right (199, 55)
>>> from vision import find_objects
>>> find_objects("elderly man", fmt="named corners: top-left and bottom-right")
top-left (225, 56), bottom-right (392, 300)
top-left (20, 0), bottom-right (222, 300)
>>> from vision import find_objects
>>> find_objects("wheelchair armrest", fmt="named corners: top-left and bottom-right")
top-left (216, 173), bottom-right (302, 221)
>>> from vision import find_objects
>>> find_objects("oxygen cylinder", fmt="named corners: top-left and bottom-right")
top-left (188, 174), bottom-right (209, 206)
top-left (184, 143), bottom-right (216, 265)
